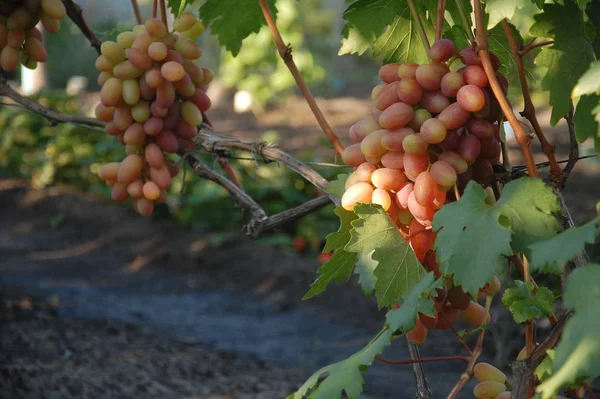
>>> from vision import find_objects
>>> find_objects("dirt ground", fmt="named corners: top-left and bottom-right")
top-left (0, 98), bottom-right (598, 399)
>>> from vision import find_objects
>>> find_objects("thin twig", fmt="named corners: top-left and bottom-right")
top-left (407, 0), bottom-right (431, 55)
top-left (159, 0), bottom-right (168, 28)
top-left (446, 295), bottom-right (493, 399)
top-left (563, 106), bottom-right (578, 185)
top-left (152, 0), bottom-right (158, 19)
top-left (473, 1), bottom-right (538, 178)
top-left (62, 0), bottom-right (102, 54)
top-left (130, 0), bottom-right (143, 24)
top-left (406, 335), bottom-right (434, 399)
top-left (257, 0), bottom-right (344, 156)
top-left (519, 40), bottom-right (555, 56)
top-left (435, 0), bottom-right (446, 41)
top-left (376, 355), bottom-right (469, 365)
top-left (0, 79), bottom-right (104, 128)
top-left (501, 20), bottom-right (561, 181)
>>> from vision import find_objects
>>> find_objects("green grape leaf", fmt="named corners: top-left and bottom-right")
top-left (167, 0), bottom-right (199, 16)
top-left (325, 174), bottom-right (348, 201)
top-left (200, 0), bottom-right (277, 56)
top-left (288, 328), bottom-right (392, 399)
top-left (339, 0), bottom-right (405, 57)
top-left (433, 182), bottom-right (513, 298)
top-left (535, 350), bottom-right (556, 383)
top-left (354, 250), bottom-right (377, 296)
top-left (485, 0), bottom-right (527, 29)
top-left (346, 204), bottom-right (427, 308)
top-left (371, 13), bottom-right (433, 64)
top-left (588, 0), bottom-right (600, 57)
top-left (530, 1), bottom-right (596, 126)
top-left (303, 250), bottom-right (357, 300)
top-left (444, 25), bottom-right (471, 51)
top-left (573, 61), bottom-right (600, 97)
top-left (495, 177), bottom-right (561, 258)
top-left (529, 213), bottom-right (600, 274)
top-left (487, 21), bottom-right (523, 75)
top-left (386, 272), bottom-right (442, 332)
top-left (574, 94), bottom-right (600, 145)
top-left (537, 265), bottom-right (600, 399)
top-left (501, 280), bottom-right (556, 323)
top-left (323, 207), bottom-right (357, 253)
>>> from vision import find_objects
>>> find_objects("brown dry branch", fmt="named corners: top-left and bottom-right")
top-left (473, 1), bottom-right (538, 178)
top-left (501, 20), bottom-right (561, 181)
top-left (257, 0), bottom-right (344, 156)
top-left (62, 0), bottom-right (102, 55)
top-left (563, 106), bottom-right (579, 185)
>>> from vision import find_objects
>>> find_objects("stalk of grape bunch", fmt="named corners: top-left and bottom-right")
top-left (341, 39), bottom-right (505, 342)
top-left (0, 0), bottom-right (66, 71)
top-left (95, 12), bottom-right (213, 216)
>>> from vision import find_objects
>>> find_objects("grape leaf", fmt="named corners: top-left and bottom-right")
top-left (199, 0), bottom-right (277, 56)
top-left (371, 13), bottom-right (433, 64)
top-left (535, 350), bottom-right (556, 383)
top-left (354, 250), bottom-right (377, 296)
top-left (537, 265), bottom-right (600, 399)
top-left (529, 212), bottom-right (600, 274)
top-left (501, 280), bottom-right (556, 323)
top-left (487, 21), bottom-right (523, 75)
top-left (167, 0), bottom-right (199, 16)
top-left (529, 1), bottom-right (596, 126)
top-left (433, 182), bottom-right (513, 298)
top-left (495, 177), bottom-right (561, 258)
top-left (485, 0), bottom-right (528, 29)
top-left (444, 25), bottom-right (471, 51)
top-left (386, 272), bottom-right (442, 332)
top-left (346, 204), bottom-right (427, 308)
top-left (574, 94), bottom-right (600, 145)
top-left (325, 174), bottom-right (348, 201)
top-left (303, 251), bottom-right (357, 300)
top-left (323, 207), bottom-right (357, 253)
top-left (287, 328), bottom-right (392, 399)
top-left (573, 61), bottom-right (600, 97)
top-left (587, 0), bottom-right (600, 57)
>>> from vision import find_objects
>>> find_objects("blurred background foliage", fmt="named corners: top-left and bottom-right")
top-left (1, 0), bottom-right (596, 255)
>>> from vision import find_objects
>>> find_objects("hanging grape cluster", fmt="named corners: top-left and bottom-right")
top-left (0, 0), bottom-right (66, 71)
top-left (341, 39), bottom-right (507, 343)
top-left (95, 12), bottom-right (213, 216)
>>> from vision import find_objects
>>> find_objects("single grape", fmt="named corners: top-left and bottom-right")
top-left (408, 108), bottom-right (432, 131)
top-left (374, 81), bottom-right (400, 111)
top-left (430, 160), bottom-right (457, 188)
top-left (439, 128), bottom-right (461, 151)
top-left (408, 191), bottom-right (434, 226)
top-left (397, 63), bottom-right (419, 79)
top-left (419, 308), bottom-right (438, 329)
top-left (131, 101), bottom-right (151, 123)
top-left (414, 171), bottom-right (437, 206)
top-left (145, 17), bottom-right (167, 39)
top-left (415, 63), bottom-right (446, 91)
top-left (156, 82), bottom-right (176, 108)
top-left (440, 71), bottom-right (465, 97)
top-left (457, 84), bottom-right (486, 112)
top-left (345, 172), bottom-right (362, 190)
top-left (342, 143), bottom-right (367, 167)
top-left (127, 179), bottom-right (144, 198)
top-left (402, 134), bottom-right (429, 155)
top-left (429, 39), bottom-right (456, 63)
top-left (420, 91), bottom-right (450, 114)
top-left (463, 65), bottom-right (488, 87)
top-left (438, 151), bottom-right (468, 174)
top-left (395, 182), bottom-right (414, 209)
top-left (101, 41), bottom-right (126, 64)
top-left (117, 31), bottom-right (136, 49)
top-left (113, 60), bottom-right (144, 80)
top-left (467, 119), bottom-right (495, 140)
top-left (150, 165), bottom-right (172, 189)
top-left (381, 151), bottom-right (405, 169)
top-left (341, 182), bottom-right (374, 211)
top-left (420, 118), bottom-right (447, 144)
top-left (111, 183), bottom-right (129, 202)
top-left (127, 47), bottom-right (153, 70)
top-left (135, 197), bottom-right (154, 216)
top-left (143, 181), bottom-right (162, 201)
top-left (144, 143), bottom-right (164, 169)
top-left (472, 158), bottom-right (494, 185)
top-left (474, 362), bottom-right (507, 384)
top-left (41, 0), bottom-right (67, 19)
top-left (403, 153), bottom-right (429, 181)
top-left (356, 162), bottom-right (377, 181)
top-left (123, 123), bottom-right (146, 145)
top-left (379, 63), bottom-right (401, 83)
top-left (372, 188), bottom-right (392, 211)
top-left (458, 135), bottom-right (481, 164)
top-left (156, 130), bottom-right (180, 153)
top-left (95, 103), bottom-right (115, 122)
top-left (161, 61), bottom-right (185, 82)
top-left (409, 218), bottom-right (434, 260)
top-left (434, 305), bottom-right (460, 329)
top-left (361, 129), bottom-right (388, 158)
top-left (117, 154), bottom-right (143, 184)
top-left (483, 276), bottom-right (502, 295)
top-left (174, 37), bottom-right (202, 60)
top-left (396, 79), bottom-right (422, 105)
top-left (473, 381), bottom-right (506, 399)
top-left (371, 168), bottom-right (406, 191)
top-left (173, 11), bottom-right (197, 32)
top-left (458, 47), bottom-right (481, 66)
top-left (407, 318), bottom-right (428, 345)
top-left (447, 286), bottom-right (470, 310)
top-left (122, 79), bottom-right (141, 105)
top-left (100, 77), bottom-right (122, 107)
top-left (98, 162), bottom-right (121, 181)
top-left (461, 301), bottom-right (490, 326)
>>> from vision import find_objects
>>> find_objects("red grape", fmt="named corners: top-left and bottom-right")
top-left (429, 39), bottom-right (457, 63)
top-left (397, 79), bottom-right (423, 105)
top-left (440, 71), bottom-right (465, 97)
top-left (437, 102), bottom-right (471, 130)
top-left (457, 84), bottom-right (486, 112)
top-left (420, 118), bottom-right (447, 144)
top-left (379, 63), bottom-right (401, 83)
top-left (379, 102), bottom-right (415, 129)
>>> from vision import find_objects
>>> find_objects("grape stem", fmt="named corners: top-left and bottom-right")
top-left (130, 0), bottom-right (143, 24)
top-left (376, 355), bottom-right (469, 365)
top-left (446, 294), bottom-right (493, 399)
top-left (435, 0), bottom-right (446, 41)
top-left (519, 40), bottom-right (555, 56)
top-left (159, 0), bottom-right (168, 28)
top-left (62, 0), bottom-right (102, 55)
top-left (152, 0), bottom-right (158, 19)
top-left (501, 20), bottom-right (562, 182)
top-left (257, 0), bottom-right (344, 156)
top-left (407, 0), bottom-right (431, 56)
top-left (473, 0), bottom-right (538, 178)
top-left (563, 106), bottom-right (579, 186)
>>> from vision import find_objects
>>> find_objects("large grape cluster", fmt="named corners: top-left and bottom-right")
top-left (95, 12), bottom-right (212, 216)
top-left (341, 39), bottom-right (507, 343)
top-left (0, 0), bottom-right (66, 71)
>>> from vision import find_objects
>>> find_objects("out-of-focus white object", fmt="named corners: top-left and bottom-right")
top-left (66, 76), bottom-right (89, 96)
top-left (503, 121), bottom-right (516, 141)
top-left (233, 90), bottom-right (254, 113)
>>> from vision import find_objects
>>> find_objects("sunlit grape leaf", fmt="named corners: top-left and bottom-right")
top-left (346, 204), bottom-right (427, 308)
top-left (487, 21), bottom-right (523, 75)
top-left (325, 174), bottom-right (348, 201)
top-left (501, 280), bottom-right (556, 323)
top-left (444, 25), bottom-right (470, 51)
top-left (323, 207), bottom-right (357, 253)
top-left (339, 0), bottom-right (406, 57)
top-left (303, 251), bottom-right (357, 300)
top-left (386, 272), bottom-right (442, 332)
top-left (537, 265), bottom-right (600, 399)
top-left (371, 12), bottom-right (433, 64)
top-left (572, 61), bottom-right (600, 97)
top-left (535, 350), bottom-right (556, 383)
top-left (167, 0), bottom-right (200, 16)
top-left (433, 182), bottom-right (513, 298)
top-left (287, 328), bottom-right (392, 399)
top-left (574, 94), bottom-right (600, 145)
top-left (495, 177), bottom-right (561, 258)
top-left (529, 212), bottom-right (600, 274)
top-left (304, 207), bottom-right (358, 299)
top-left (354, 250), bottom-right (377, 296)
top-left (200, 0), bottom-right (277, 56)
top-left (485, 0), bottom-right (528, 29)
top-left (530, 1), bottom-right (596, 126)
